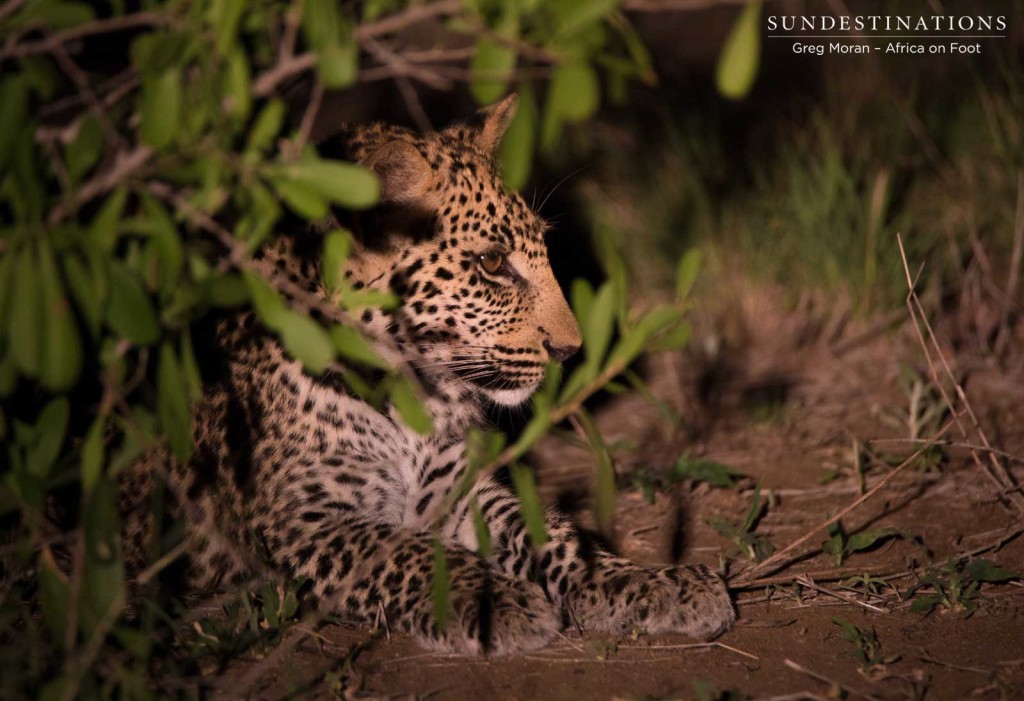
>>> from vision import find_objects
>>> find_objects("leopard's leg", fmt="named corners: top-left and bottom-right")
top-left (258, 493), bottom-right (559, 655)
top-left (455, 476), bottom-right (735, 640)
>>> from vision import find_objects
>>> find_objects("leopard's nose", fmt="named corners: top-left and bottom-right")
top-left (543, 339), bottom-right (580, 363)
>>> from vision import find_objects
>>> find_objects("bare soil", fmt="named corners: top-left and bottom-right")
top-left (217, 290), bottom-right (1024, 700)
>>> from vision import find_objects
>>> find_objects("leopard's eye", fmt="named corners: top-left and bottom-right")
top-left (479, 251), bottom-right (505, 275)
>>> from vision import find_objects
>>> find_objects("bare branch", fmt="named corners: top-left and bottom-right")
top-left (0, 12), bottom-right (172, 61)
top-left (47, 145), bottom-right (153, 225)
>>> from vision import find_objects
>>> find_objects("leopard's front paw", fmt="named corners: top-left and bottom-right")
top-left (570, 562), bottom-right (735, 640)
top-left (650, 564), bottom-right (735, 639)
top-left (422, 569), bottom-right (560, 656)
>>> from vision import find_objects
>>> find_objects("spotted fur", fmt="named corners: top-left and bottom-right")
top-left (127, 95), bottom-right (734, 655)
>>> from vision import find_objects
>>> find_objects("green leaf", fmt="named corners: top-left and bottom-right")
top-left (0, 243), bottom-right (16, 332)
top-left (509, 395), bottom-right (550, 461)
top-left (430, 536), bottom-right (450, 632)
top-left (510, 464), bottom-right (549, 548)
top-left (180, 330), bottom-right (203, 401)
top-left (846, 527), bottom-right (899, 555)
top-left (81, 479), bottom-right (125, 630)
top-left (542, 60), bottom-right (599, 151)
top-left (243, 272), bottom-right (288, 328)
top-left (465, 428), bottom-right (505, 471)
top-left (715, 0), bottom-right (762, 100)
top-left (267, 174), bottom-right (330, 219)
top-left (278, 311), bottom-right (335, 374)
top-left (965, 559), bottom-right (1017, 583)
top-left (558, 362), bottom-right (595, 404)
top-left (0, 76), bottom-right (29, 170)
top-left (322, 229), bottom-right (351, 294)
top-left (910, 594), bottom-right (941, 614)
top-left (471, 500), bottom-right (491, 558)
top-left (12, 0), bottom-right (95, 29)
top-left (571, 278), bottom-right (595, 328)
top-left (582, 281), bottom-right (615, 366)
top-left (88, 187), bottom-right (127, 253)
top-left (822, 532), bottom-right (844, 563)
top-left (62, 251), bottom-right (104, 338)
top-left (210, 0), bottom-right (246, 55)
top-left (106, 262), bottom-right (160, 345)
top-left (317, 41), bottom-right (359, 89)
top-left (64, 115), bottom-right (103, 183)
top-left (499, 83), bottom-right (537, 190)
top-left (551, 0), bottom-right (619, 38)
top-left (330, 325), bottom-right (388, 369)
top-left (272, 158), bottom-right (380, 210)
top-left (140, 68), bottom-right (182, 149)
top-left (140, 194), bottom-right (184, 296)
top-left (741, 483), bottom-right (763, 533)
top-left (247, 100), bottom-right (285, 154)
top-left (675, 248), bottom-right (701, 300)
top-left (0, 352), bottom-right (16, 398)
top-left (674, 456), bottom-right (743, 488)
top-left (39, 548), bottom-right (70, 644)
top-left (223, 49), bottom-right (252, 121)
top-left (831, 616), bottom-right (861, 641)
top-left (207, 273), bottom-right (249, 308)
top-left (649, 319), bottom-right (692, 352)
top-left (157, 342), bottom-right (193, 462)
top-left (609, 305), bottom-right (680, 366)
top-left (27, 397), bottom-right (69, 479)
top-left (8, 243), bottom-right (43, 378)
top-left (390, 376), bottom-right (433, 434)
top-left (471, 38), bottom-right (516, 105)
top-left (81, 414), bottom-right (105, 496)
top-left (38, 240), bottom-right (82, 391)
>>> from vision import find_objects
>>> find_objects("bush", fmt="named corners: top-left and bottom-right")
top-left (0, 1), bottom-right (733, 696)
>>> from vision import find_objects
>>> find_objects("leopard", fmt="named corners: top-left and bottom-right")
top-left (127, 94), bottom-right (735, 656)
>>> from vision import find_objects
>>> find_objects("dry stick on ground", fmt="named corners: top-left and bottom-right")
top-left (868, 438), bottom-right (1024, 466)
top-left (793, 575), bottom-right (888, 614)
top-left (783, 659), bottom-right (881, 701)
top-left (896, 233), bottom-right (1024, 515)
top-left (731, 412), bottom-right (963, 587)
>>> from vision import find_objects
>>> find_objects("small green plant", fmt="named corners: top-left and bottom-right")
top-left (821, 520), bottom-right (900, 567)
top-left (708, 483), bottom-right (774, 562)
top-left (909, 558), bottom-right (1017, 614)
top-left (185, 578), bottom-right (307, 664)
top-left (844, 572), bottom-right (891, 597)
top-left (632, 454), bottom-right (743, 503)
top-left (832, 617), bottom-right (900, 673)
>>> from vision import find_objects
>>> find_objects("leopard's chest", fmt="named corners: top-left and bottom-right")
top-left (242, 347), bottom-right (477, 529)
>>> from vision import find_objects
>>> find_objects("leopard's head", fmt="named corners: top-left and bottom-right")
top-left (343, 95), bottom-right (581, 406)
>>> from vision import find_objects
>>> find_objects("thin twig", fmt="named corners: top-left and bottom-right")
top-left (291, 79), bottom-right (324, 156)
top-left (252, 0), bottom-right (462, 96)
top-left (783, 659), bottom-right (880, 701)
top-left (363, 36), bottom-right (453, 91)
top-left (867, 437), bottom-right (1024, 465)
top-left (47, 145), bottom-right (152, 225)
top-left (1, 11), bottom-right (172, 60)
top-left (793, 575), bottom-right (888, 613)
top-left (896, 233), bottom-right (1024, 514)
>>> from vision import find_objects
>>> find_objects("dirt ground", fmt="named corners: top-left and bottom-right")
top-left (216, 288), bottom-right (1024, 701)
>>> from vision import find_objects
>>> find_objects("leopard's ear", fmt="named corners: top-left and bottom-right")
top-left (474, 93), bottom-right (518, 154)
top-left (363, 140), bottom-right (436, 208)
